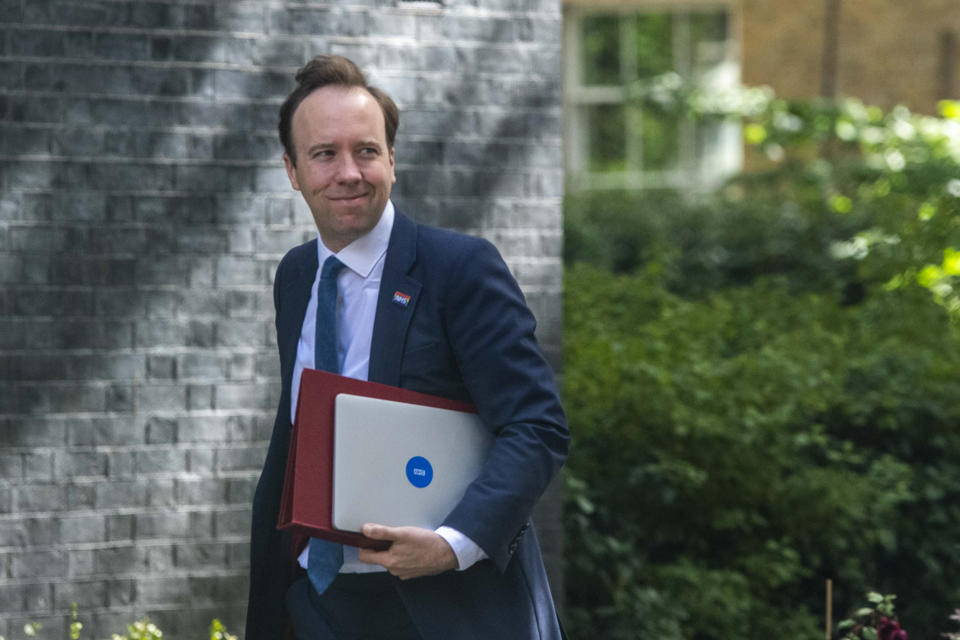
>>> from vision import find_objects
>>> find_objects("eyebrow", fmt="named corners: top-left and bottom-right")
top-left (306, 140), bottom-right (383, 154)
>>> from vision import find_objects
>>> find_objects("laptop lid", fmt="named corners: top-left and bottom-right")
top-left (331, 393), bottom-right (493, 532)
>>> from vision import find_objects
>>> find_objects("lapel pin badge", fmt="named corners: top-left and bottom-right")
top-left (392, 291), bottom-right (411, 307)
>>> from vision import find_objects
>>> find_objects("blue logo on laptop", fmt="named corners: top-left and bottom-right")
top-left (405, 456), bottom-right (433, 488)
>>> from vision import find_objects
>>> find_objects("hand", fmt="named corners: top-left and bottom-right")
top-left (357, 523), bottom-right (459, 580)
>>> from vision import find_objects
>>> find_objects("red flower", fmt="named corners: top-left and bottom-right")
top-left (878, 616), bottom-right (908, 640)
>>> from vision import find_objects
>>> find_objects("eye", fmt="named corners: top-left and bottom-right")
top-left (359, 146), bottom-right (379, 156)
top-left (312, 149), bottom-right (335, 160)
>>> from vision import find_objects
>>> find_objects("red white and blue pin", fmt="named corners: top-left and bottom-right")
top-left (392, 291), bottom-right (411, 307)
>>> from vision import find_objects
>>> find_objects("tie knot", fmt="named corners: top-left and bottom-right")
top-left (321, 255), bottom-right (345, 280)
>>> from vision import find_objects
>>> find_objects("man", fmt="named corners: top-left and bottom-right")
top-left (245, 55), bottom-right (569, 640)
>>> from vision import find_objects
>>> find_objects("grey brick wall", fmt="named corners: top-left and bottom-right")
top-left (1, 0), bottom-right (564, 636)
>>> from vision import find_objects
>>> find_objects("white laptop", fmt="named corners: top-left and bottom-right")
top-left (331, 393), bottom-right (494, 533)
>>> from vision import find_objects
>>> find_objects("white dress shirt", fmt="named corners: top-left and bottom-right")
top-left (292, 201), bottom-right (487, 573)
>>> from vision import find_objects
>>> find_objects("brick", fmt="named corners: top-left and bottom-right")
top-left (66, 96), bottom-right (178, 128)
top-left (54, 579), bottom-right (108, 609)
top-left (176, 164), bottom-right (250, 194)
top-left (177, 415), bottom-right (229, 443)
top-left (23, 452), bottom-right (53, 480)
top-left (131, 3), bottom-right (184, 30)
top-left (135, 511), bottom-right (212, 540)
top-left (270, 7), bottom-right (366, 37)
top-left (55, 451), bottom-right (108, 478)
top-left (188, 447), bottom-right (216, 473)
top-left (66, 481), bottom-right (96, 509)
top-left (87, 417), bottom-right (146, 447)
top-left (147, 355), bottom-right (177, 380)
top-left (13, 289), bottom-right (95, 316)
top-left (227, 476), bottom-right (256, 503)
top-left (0, 256), bottom-right (21, 283)
top-left (15, 383), bottom-right (106, 414)
top-left (11, 549), bottom-right (66, 579)
top-left (211, 68), bottom-right (290, 100)
top-left (215, 382), bottom-right (273, 410)
top-left (226, 413), bottom-right (274, 442)
top-left (0, 516), bottom-right (59, 548)
top-left (13, 483), bottom-right (64, 512)
top-left (0, 453), bottom-right (23, 478)
top-left (214, 508), bottom-right (251, 537)
top-left (134, 319), bottom-right (214, 348)
top-left (175, 541), bottom-right (227, 568)
top-left (24, 0), bottom-right (128, 27)
top-left (6, 95), bottom-right (63, 124)
top-left (0, 417), bottom-right (66, 448)
top-left (135, 384), bottom-right (187, 412)
top-left (95, 33), bottom-right (150, 61)
top-left (64, 31), bottom-right (95, 58)
top-left (136, 576), bottom-right (191, 606)
top-left (108, 579), bottom-right (136, 606)
top-left (106, 383), bottom-right (134, 413)
top-left (145, 545), bottom-right (175, 572)
top-left (216, 446), bottom-right (265, 472)
top-left (134, 448), bottom-right (187, 474)
top-left (148, 479), bottom-right (176, 507)
top-left (228, 351), bottom-right (257, 379)
top-left (88, 161), bottom-right (174, 191)
top-left (106, 514), bottom-right (134, 542)
top-left (0, 124), bottom-right (50, 155)
top-left (144, 417), bottom-right (177, 445)
top-left (216, 318), bottom-right (263, 347)
top-left (214, 3), bottom-right (268, 34)
top-left (51, 127), bottom-right (105, 156)
top-left (176, 478), bottom-right (227, 505)
top-left (0, 584), bottom-right (25, 613)
top-left (186, 384), bottom-right (214, 410)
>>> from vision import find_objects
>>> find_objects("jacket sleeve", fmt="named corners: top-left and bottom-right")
top-left (438, 237), bottom-right (569, 571)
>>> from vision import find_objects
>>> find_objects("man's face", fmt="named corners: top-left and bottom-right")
top-left (283, 86), bottom-right (396, 252)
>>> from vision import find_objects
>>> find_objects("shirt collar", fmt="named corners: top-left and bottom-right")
top-left (316, 200), bottom-right (394, 279)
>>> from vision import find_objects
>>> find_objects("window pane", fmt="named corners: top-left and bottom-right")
top-left (641, 109), bottom-right (680, 170)
top-left (635, 13), bottom-right (673, 79)
top-left (585, 104), bottom-right (626, 172)
top-left (690, 11), bottom-right (728, 43)
top-left (581, 15), bottom-right (621, 86)
top-left (690, 11), bottom-right (729, 71)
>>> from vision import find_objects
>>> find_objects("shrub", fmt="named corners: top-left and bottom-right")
top-left (562, 89), bottom-right (960, 640)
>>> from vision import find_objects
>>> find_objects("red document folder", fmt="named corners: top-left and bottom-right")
top-left (277, 368), bottom-right (476, 549)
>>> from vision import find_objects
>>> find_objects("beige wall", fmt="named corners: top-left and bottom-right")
top-left (567, 0), bottom-right (960, 113)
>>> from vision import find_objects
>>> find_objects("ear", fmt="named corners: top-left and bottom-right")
top-left (283, 153), bottom-right (301, 191)
top-left (389, 147), bottom-right (396, 184)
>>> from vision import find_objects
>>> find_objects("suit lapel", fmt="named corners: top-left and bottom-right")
top-left (369, 212), bottom-right (421, 387)
top-left (277, 240), bottom-right (318, 397)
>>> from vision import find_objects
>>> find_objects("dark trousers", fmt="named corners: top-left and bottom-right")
top-left (285, 573), bottom-right (423, 640)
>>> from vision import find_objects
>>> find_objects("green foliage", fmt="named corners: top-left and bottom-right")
top-left (563, 91), bottom-right (960, 639)
top-left (0, 611), bottom-right (237, 640)
top-left (837, 592), bottom-right (905, 640)
top-left (109, 619), bottom-right (162, 640)
top-left (207, 620), bottom-right (237, 640)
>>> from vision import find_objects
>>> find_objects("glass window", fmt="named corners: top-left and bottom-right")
top-left (581, 15), bottom-right (621, 86)
top-left (565, 5), bottom-right (741, 190)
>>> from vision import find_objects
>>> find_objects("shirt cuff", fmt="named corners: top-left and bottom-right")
top-left (435, 526), bottom-right (488, 571)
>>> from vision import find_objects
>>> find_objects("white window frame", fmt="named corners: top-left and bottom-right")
top-left (563, 1), bottom-right (743, 191)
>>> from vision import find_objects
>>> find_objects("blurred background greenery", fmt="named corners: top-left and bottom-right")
top-left (560, 17), bottom-right (960, 638)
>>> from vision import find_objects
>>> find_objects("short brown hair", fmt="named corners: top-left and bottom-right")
top-left (278, 55), bottom-right (399, 165)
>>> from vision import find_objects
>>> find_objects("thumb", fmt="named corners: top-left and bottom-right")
top-left (362, 523), bottom-right (396, 540)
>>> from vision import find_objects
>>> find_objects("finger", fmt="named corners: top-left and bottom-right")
top-left (356, 547), bottom-right (386, 565)
top-left (361, 523), bottom-right (398, 540)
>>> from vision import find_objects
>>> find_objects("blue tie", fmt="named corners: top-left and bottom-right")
top-left (307, 255), bottom-right (345, 596)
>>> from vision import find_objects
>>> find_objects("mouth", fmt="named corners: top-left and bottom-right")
top-left (329, 193), bottom-right (369, 205)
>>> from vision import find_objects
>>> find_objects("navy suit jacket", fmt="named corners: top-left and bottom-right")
top-left (245, 210), bottom-right (569, 639)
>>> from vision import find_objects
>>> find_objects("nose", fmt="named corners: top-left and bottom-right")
top-left (335, 153), bottom-right (362, 183)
